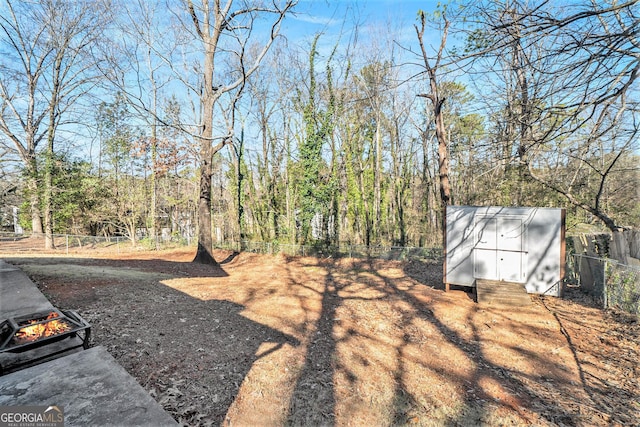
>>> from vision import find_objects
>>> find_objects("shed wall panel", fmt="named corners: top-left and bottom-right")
top-left (445, 206), bottom-right (564, 296)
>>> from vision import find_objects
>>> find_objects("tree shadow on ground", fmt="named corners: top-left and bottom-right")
top-left (397, 259), bottom-right (637, 426)
top-left (219, 251), bottom-right (240, 264)
top-left (286, 266), bottom-right (338, 425)
top-left (4, 257), bottom-right (299, 426)
top-left (283, 256), bottom-right (634, 425)
top-left (403, 258), bottom-right (445, 290)
top-left (9, 253), bottom-right (638, 425)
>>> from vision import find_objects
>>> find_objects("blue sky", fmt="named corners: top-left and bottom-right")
top-left (290, 0), bottom-right (436, 28)
top-left (282, 0), bottom-right (443, 51)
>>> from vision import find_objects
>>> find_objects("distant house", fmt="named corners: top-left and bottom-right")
top-left (0, 206), bottom-right (22, 234)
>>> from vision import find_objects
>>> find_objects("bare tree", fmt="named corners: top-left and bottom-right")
top-left (242, 43), bottom-right (296, 243)
top-left (42, 1), bottom-right (106, 248)
top-left (0, 0), bottom-right (50, 237)
top-left (525, 0), bottom-right (640, 232)
top-left (0, 0), bottom-right (105, 247)
top-left (415, 10), bottom-right (451, 241)
top-left (178, 0), bottom-right (296, 264)
top-left (101, 0), bottom-right (181, 245)
top-left (457, 0), bottom-right (639, 232)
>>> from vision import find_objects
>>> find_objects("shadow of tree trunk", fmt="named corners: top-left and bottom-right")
top-left (287, 272), bottom-right (338, 425)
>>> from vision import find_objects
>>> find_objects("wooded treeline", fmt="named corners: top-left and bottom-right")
top-left (0, 0), bottom-right (638, 257)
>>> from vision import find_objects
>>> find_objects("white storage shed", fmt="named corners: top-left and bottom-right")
top-left (444, 205), bottom-right (566, 297)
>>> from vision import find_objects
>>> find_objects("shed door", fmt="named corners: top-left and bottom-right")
top-left (474, 216), bottom-right (527, 283)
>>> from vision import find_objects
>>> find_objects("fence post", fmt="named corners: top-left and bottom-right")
top-left (66, 234), bottom-right (69, 255)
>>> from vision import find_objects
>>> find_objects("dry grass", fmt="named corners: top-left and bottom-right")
top-left (1, 242), bottom-right (638, 426)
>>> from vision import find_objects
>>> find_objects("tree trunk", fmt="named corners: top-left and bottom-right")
top-left (236, 129), bottom-right (245, 249)
top-left (433, 94), bottom-right (451, 211)
top-left (192, 108), bottom-right (217, 265)
top-left (373, 118), bottom-right (382, 242)
top-left (150, 100), bottom-right (158, 249)
top-left (415, 11), bottom-right (451, 245)
top-left (26, 158), bottom-right (44, 236)
top-left (190, 0), bottom-right (218, 266)
top-left (44, 63), bottom-right (61, 250)
top-left (29, 185), bottom-right (44, 236)
top-left (185, 0), bottom-right (294, 261)
top-left (44, 132), bottom-right (55, 250)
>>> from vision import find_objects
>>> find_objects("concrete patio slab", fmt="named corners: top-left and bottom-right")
top-left (0, 346), bottom-right (178, 426)
top-left (0, 260), bottom-right (178, 426)
top-left (0, 260), bottom-right (53, 318)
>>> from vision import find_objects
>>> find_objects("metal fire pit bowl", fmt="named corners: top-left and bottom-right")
top-left (0, 309), bottom-right (91, 375)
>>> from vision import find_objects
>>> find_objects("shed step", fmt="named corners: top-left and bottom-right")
top-left (475, 279), bottom-right (531, 306)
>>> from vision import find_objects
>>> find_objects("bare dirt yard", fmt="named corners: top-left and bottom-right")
top-left (1, 241), bottom-right (639, 426)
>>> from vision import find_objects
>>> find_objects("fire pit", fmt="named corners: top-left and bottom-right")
top-left (0, 309), bottom-right (91, 375)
